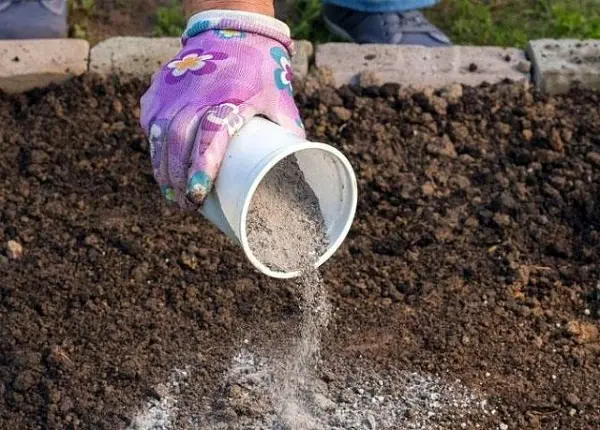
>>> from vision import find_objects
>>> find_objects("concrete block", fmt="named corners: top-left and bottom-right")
top-left (90, 37), bottom-right (181, 77)
top-left (0, 39), bottom-right (89, 93)
top-left (528, 39), bottom-right (600, 95)
top-left (292, 40), bottom-right (313, 80)
top-left (315, 43), bottom-right (530, 88)
top-left (90, 36), bottom-right (313, 80)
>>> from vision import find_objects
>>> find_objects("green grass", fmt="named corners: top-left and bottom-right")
top-left (68, 0), bottom-right (95, 39)
top-left (153, 1), bottom-right (186, 37)
top-left (288, 0), bottom-right (336, 42)
top-left (288, 0), bottom-right (600, 47)
top-left (425, 0), bottom-right (600, 48)
top-left (145, 0), bottom-right (600, 46)
top-left (149, 0), bottom-right (340, 41)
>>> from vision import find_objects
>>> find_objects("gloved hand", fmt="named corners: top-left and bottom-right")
top-left (140, 10), bottom-right (304, 209)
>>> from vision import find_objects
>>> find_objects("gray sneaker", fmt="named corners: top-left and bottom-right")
top-left (323, 4), bottom-right (451, 46)
top-left (0, 0), bottom-right (68, 39)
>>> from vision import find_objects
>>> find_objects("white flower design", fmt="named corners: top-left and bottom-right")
top-left (148, 121), bottom-right (168, 168)
top-left (149, 123), bottom-right (162, 152)
top-left (205, 103), bottom-right (244, 136)
top-left (166, 53), bottom-right (214, 77)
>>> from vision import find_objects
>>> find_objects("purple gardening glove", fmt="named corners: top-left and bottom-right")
top-left (140, 10), bottom-right (304, 209)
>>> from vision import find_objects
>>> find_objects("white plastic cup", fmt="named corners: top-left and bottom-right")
top-left (200, 117), bottom-right (358, 279)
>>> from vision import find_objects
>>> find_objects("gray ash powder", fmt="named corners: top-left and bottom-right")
top-left (246, 154), bottom-right (327, 273)
top-left (272, 264), bottom-right (331, 430)
top-left (247, 154), bottom-right (331, 429)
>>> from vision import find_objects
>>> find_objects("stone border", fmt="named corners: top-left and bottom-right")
top-left (527, 39), bottom-right (600, 95)
top-left (316, 43), bottom-right (531, 88)
top-left (0, 37), bottom-right (599, 95)
top-left (0, 39), bottom-right (89, 93)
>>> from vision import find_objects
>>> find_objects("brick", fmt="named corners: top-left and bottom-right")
top-left (0, 39), bottom-right (89, 93)
top-left (527, 39), bottom-right (600, 95)
top-left (292, 40), bottom-right (313, 80)
top-left (315, 43), bottom-right (530, 88)
top-left (90, 36), bottom-right (313, 79)
top-left (90, 37), bottom-right (181, 78)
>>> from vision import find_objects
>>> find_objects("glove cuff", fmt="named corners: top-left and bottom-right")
top-left (183, 10), bottom-right (294, 54)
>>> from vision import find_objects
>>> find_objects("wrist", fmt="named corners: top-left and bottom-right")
top-left (183, 9), bottom-right (292, 52)
top-left (184, 0), bottom-right (274, 17)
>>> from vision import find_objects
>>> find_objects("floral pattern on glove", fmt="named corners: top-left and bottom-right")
top-left (271, 47), bottom-right (293, 94)
top-left (165, 49), bottom-right (228, 84)
top-left (214, 29), bottom-right (246, 39)
top-left (148, 120), bottom-right (169, 169)
top-left (183, 19), bottom-right (214, 39)
top-left (161, 185), bottom-right (177, 203)
top-left (202, 101), bottom-right (245, 136)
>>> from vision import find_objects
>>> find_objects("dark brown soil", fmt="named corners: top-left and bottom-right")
top-left (1, 75), bottom-right (600, 430)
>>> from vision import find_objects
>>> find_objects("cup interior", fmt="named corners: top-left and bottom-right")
top-left (240, 145), bottom-right (357, 279)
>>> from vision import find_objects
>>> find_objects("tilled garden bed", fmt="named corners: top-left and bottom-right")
top-left (1, 75), bottom-right (599, 429)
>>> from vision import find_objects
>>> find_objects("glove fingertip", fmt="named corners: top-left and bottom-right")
top-left (185, 170), bottom-right (214, 207)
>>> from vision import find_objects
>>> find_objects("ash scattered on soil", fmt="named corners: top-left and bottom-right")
top-left (213, 350), bottom-right (488, 430)
top-left (128, 368), bottom-right (189, 430)
top-left (132, 350), bottom-right (489, 430)
top-left (1, 75), bottom-right (600, 430)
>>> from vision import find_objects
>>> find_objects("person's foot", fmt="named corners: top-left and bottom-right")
top-left (323, 4), bottom-right (451, 46)
top-left (0, 0), bottom-right (67, 39)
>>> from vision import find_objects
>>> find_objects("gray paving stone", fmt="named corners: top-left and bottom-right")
top-left (528, 39), bottom-right (600, 95)
top-left (90, 37), bottom-right (181, 77)
top-left (0, 39), bottom-right (89, 93)
top-left (90, 36), bottom-right (312, 79)
top-left (293, 40), bottom-right (313, 80)
top-left (315, 43), bottom-right (530, 88)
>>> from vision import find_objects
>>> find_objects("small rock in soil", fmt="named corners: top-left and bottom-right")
top-left (550, 128), bottom-right (564, 152)
top-left (331, 106), bottom-right (352, 122)
top-left (180, 252), bottom-right (198, 270)
top-left (426, 135), bottom-right (457, 158)
top-left (320, 88), bottom-right (343, 107)
top-left (441, 83), bottom-right (463, 101)
top-left (565, 393), bottom-right (580, 407)
top-left (566, 321), bottom-right (598, 344)
top-left (30, 150), bottom-right (49, 164)
top-left (422, 182), bottom-right (436, 196)
top-left (587, 152), bottom-right (600, 167)
top-left (6, 240), bottom-right (23, 260)
top-left (493, 213), bottom-right (511, 228)
top-left (358, 71), bottom-right (381, 87)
